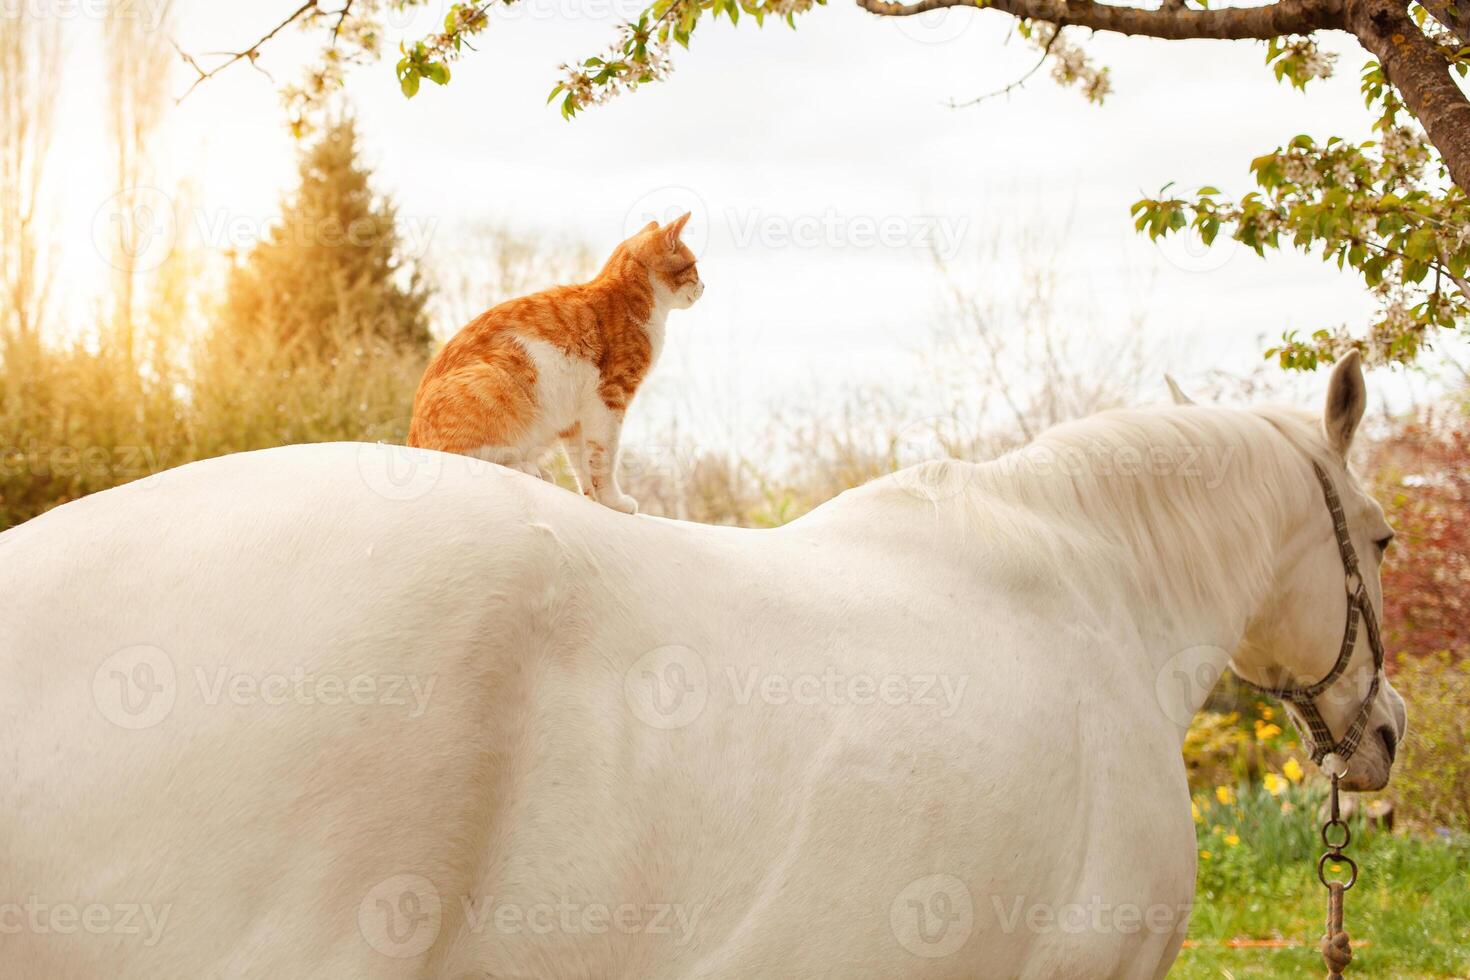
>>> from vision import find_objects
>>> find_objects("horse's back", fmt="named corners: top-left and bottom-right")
top-left (0, 443), bottom-right (637, 977)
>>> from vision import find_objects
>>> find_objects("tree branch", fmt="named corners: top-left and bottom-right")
top-left (173, 0), bottom-right (321, 103)
top-left (1418, 0), bottom-right (1470, 46)
top-left (950, 23), bottom-right (1064, 107)
top-left (1346, 0), bottom-right (1470, 190)
top-left (854, 0), bottom-right (1345, 40)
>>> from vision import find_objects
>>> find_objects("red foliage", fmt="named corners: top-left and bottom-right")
top-left (1368, 408), bottom-right (1470, 664)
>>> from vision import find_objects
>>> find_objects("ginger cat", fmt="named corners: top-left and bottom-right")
top-left (408, 213), bottom-right (703, 513)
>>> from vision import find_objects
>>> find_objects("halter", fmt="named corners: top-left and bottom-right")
top-left (1237, 461), bottom-right (1387, 768)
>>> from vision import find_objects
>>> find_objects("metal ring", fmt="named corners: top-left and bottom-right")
top-left (1321, 819), bottom-right (1352, 850)
top-left (1318, 851), bottom-right (1358, 891)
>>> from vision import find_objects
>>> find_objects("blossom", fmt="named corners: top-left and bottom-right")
top-left (1191, 801), bottom-right (1203, 823)
top-left (1224, 833), bottom-right (1241, 847)
top-left (1283, 758), bottom-right (1305, 783)
top-left (1263, 772), bottom-right (1287, 797)
top-left (1215, 785), bottom-right (1236, 806)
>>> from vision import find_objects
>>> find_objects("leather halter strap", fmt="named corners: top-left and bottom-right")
top-left (1238, 462), bottom-right (1386, 765)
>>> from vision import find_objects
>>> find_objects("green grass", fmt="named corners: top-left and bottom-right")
top-left (1173, 783), bottom-right (1470, 978)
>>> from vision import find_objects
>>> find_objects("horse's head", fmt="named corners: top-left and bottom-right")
top-left (1223, 353), bottom-right (1407, 792)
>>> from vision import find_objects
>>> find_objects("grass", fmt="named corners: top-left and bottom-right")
top-left (1173, 782), bottom-right (1470, 978)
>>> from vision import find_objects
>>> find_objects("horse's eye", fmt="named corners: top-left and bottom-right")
top-left (1374, 534), bottom-right (1394, 555)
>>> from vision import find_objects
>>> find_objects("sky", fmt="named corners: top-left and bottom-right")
top-left (39, 0), bottom-right (1454, 452)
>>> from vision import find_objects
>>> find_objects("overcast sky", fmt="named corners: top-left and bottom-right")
top-left (44, 0), bottom-right (1448, 450)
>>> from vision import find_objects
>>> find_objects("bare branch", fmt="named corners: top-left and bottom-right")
top-left (173, 0), bottom-right (320, 103)
top-left (330, 1), bottom-right (356, 44)
top-left (855, 0), bottom-right (1345, 40)
top-left (949, 24), bottom-right (1063, 107)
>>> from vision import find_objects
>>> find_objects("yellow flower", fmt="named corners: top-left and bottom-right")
top-left (1200, 850), bottom-right (1213, 860)
top-left (1263, 772), bottom-right (1287, 797)
top-left (1260, 706), bottom-right (1273, 720)
top-left (1215, 785), bottom-right (1236, 805)
top-left (1224, 833), bottom-right (1240, 847)
top-left (1254, 722), bottom-right (1282, 740)
top-left (1283, 758), bottom-right (1305, 784)
top-left (1191, 801), bottom-right (1203, 823)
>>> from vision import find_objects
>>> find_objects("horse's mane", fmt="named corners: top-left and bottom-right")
top-left (942, 402), bottom-right (1343, 633)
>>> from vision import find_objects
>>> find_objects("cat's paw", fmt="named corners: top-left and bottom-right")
top-left (602, 492), bottom-right (639, 515)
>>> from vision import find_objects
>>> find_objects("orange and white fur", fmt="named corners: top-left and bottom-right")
top-left (409, 213), bottom-right (703, 513)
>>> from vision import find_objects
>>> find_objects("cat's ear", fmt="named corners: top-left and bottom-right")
top-left (642, 220), bottom-right (659, 234)
top-left (662, 212), bottom-right (692, 250)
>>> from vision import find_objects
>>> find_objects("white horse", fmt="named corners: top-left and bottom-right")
top-left (0, 353), bottom-right (1405, 979)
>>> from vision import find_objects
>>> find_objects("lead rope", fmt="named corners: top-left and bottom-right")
top-left (1318, 772), bottom-right (1357, 978)
top-left (1231, 460), bottom-right (1382, 979)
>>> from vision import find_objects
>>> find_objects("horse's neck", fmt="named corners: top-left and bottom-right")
top-left (965, 451), bottom-right (1282, 735)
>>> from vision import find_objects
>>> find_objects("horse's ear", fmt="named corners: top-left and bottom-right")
top-left (1164, 375), bottom-right (1194, 406)
top-left (1323, 350), bottom-right (1366, 455)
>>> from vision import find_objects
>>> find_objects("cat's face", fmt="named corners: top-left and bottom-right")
top-left (629, 213), bottom-right (704, 310)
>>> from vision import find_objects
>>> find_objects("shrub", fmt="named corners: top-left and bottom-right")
top-left (1386, 651), bottom-right (1470, 832)
top-left (1369, 409), bottom-right (1470, 663)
